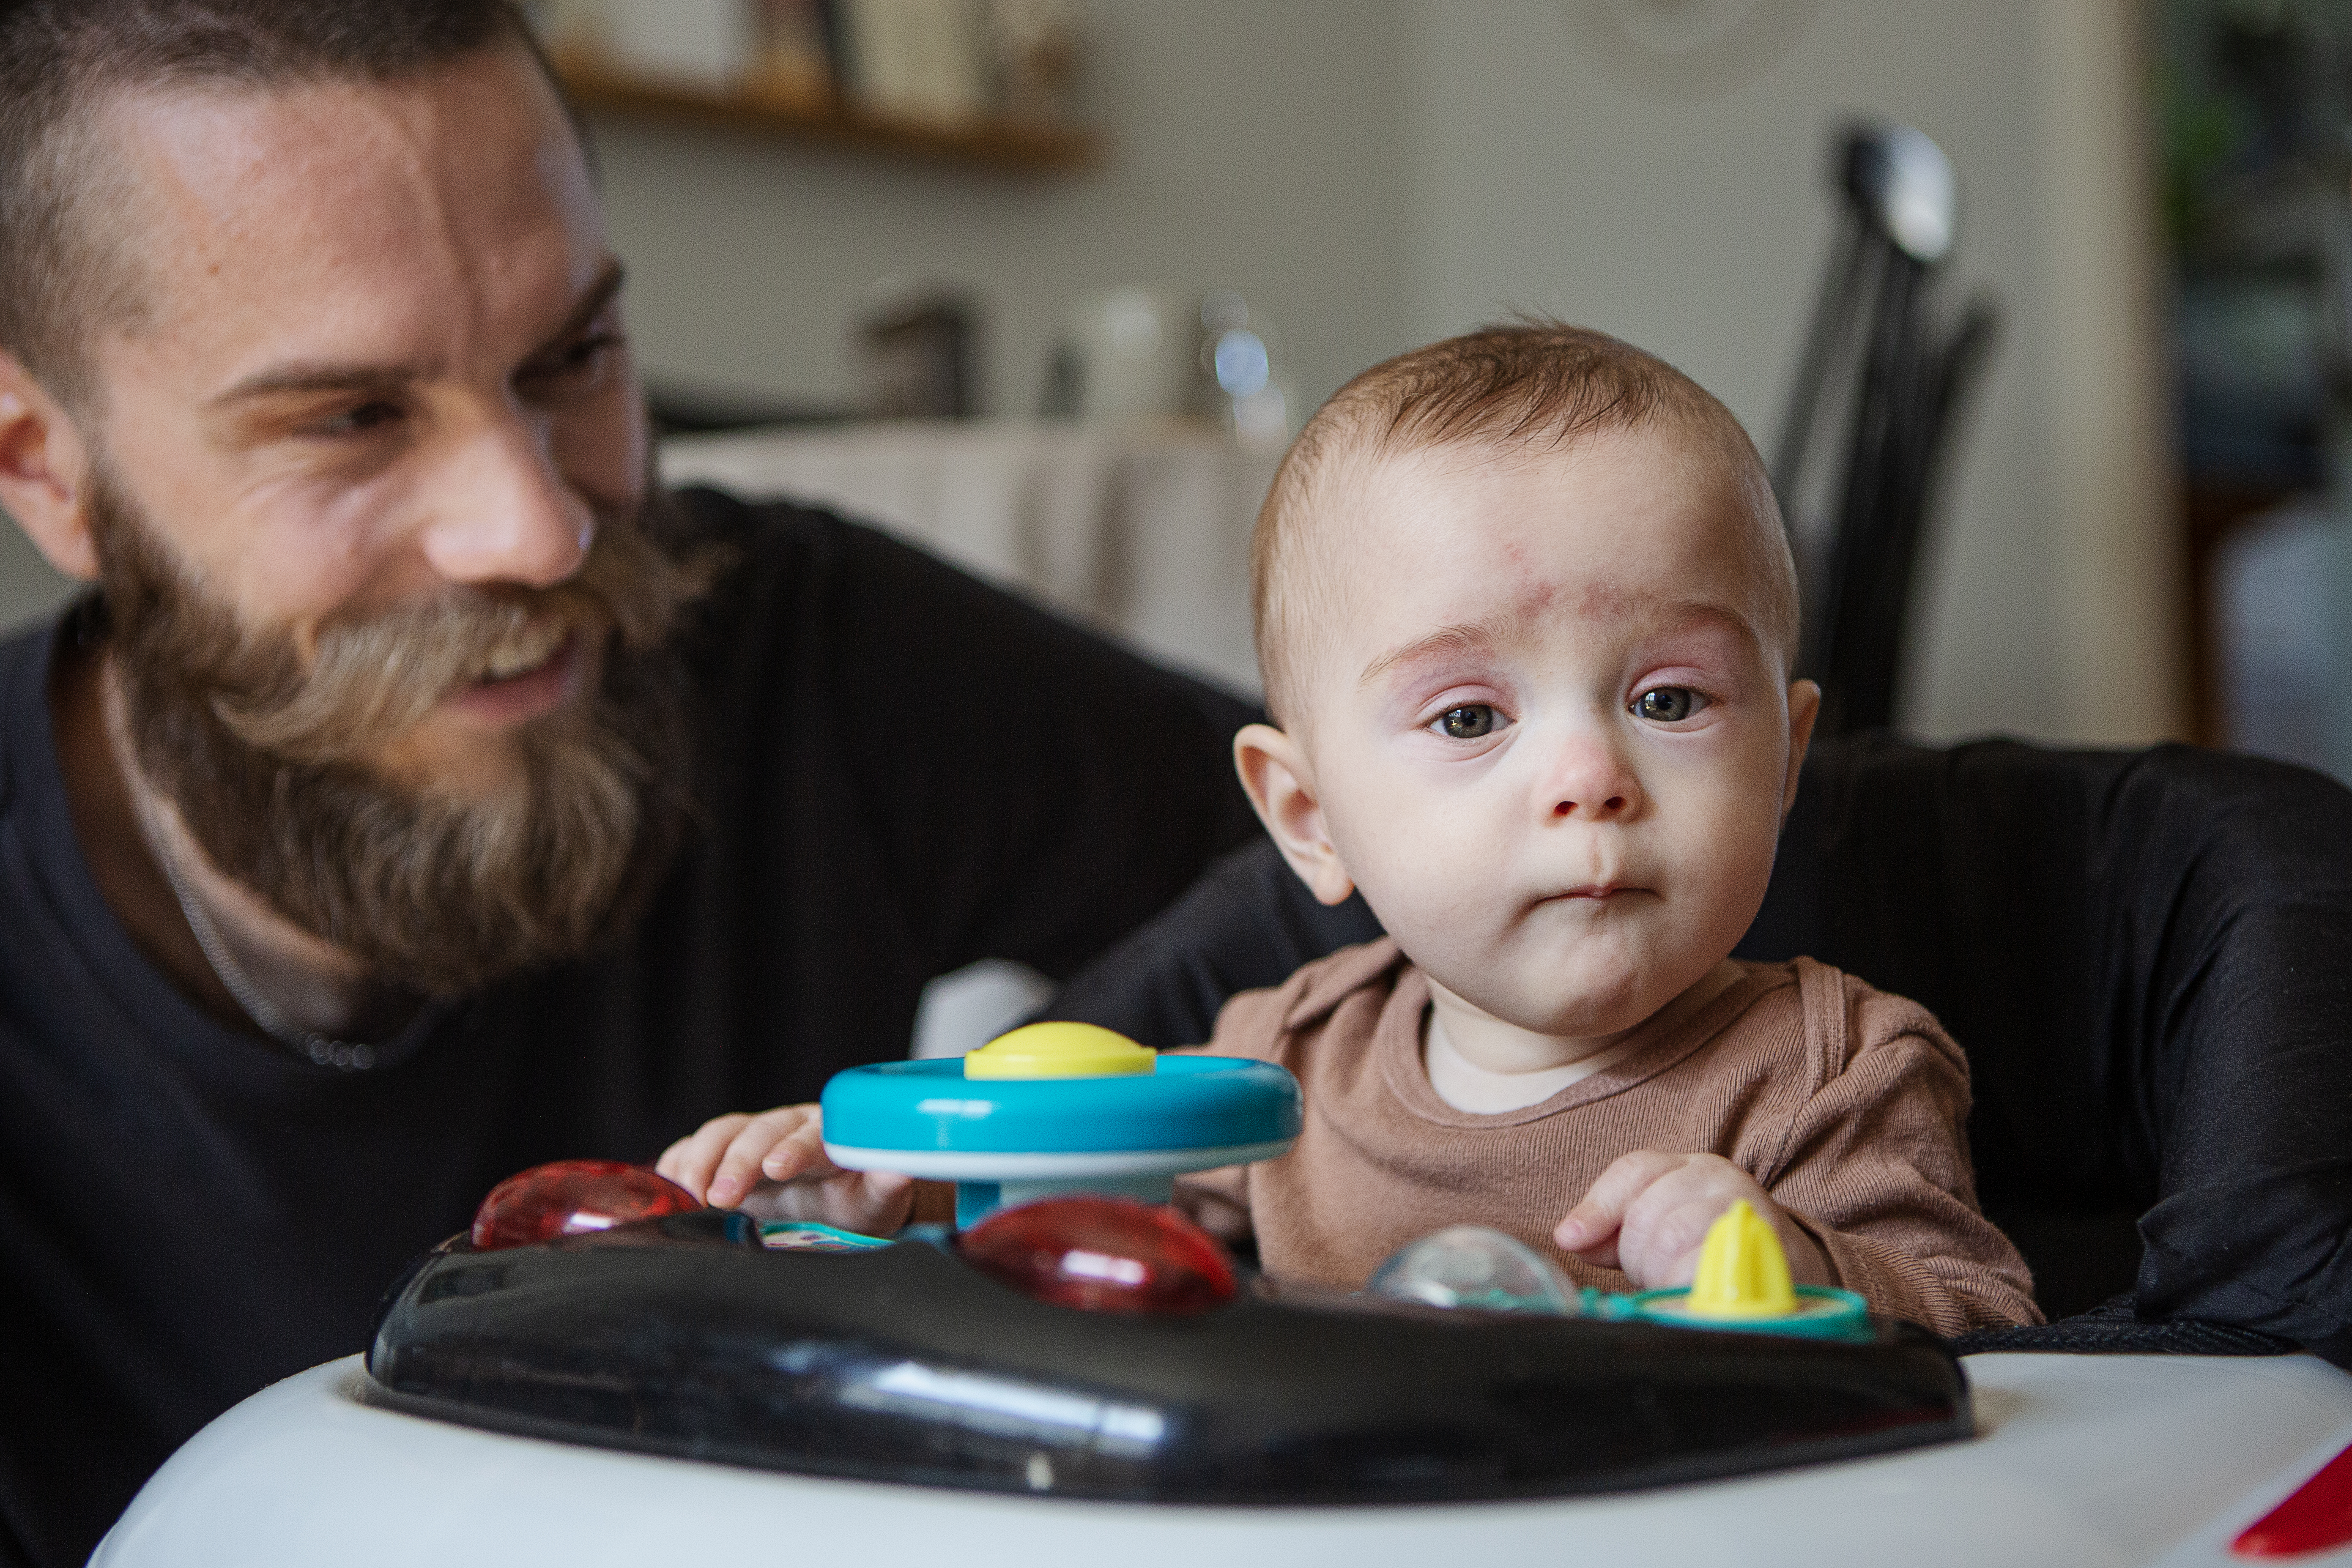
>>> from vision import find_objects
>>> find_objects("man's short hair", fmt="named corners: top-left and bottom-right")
top-left (0, 0), bottom-right (535, 410)
top-left (1251, 321), bottom-right (1798, 727)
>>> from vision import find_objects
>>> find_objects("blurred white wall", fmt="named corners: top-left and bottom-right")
top-left (596, 0), bottom-right (1414, 421)
top-left (0, 0), bottom-right (2185, 745)
top-left (1399, 0), bottom-right (2179, 743)
top-left (600, 0), bottom-right (2182, 743)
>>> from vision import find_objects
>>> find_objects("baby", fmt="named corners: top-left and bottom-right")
top-left (661, 324), bottom-right (2037, 1336)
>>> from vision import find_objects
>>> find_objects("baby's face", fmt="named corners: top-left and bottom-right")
top-left (1289, 427), bottom-right (1811, 1041)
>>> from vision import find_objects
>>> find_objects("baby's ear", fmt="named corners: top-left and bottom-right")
top-left (1233, 723), bottom-right (1356, 906)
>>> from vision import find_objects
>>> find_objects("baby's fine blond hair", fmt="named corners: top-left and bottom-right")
top-left (1252, 322), bottom-right (1799, 727)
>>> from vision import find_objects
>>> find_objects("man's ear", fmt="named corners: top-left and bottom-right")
top-left (0, 351), bottom-right (98, 581)
top-left (1233, 722), bottom-right (1357, 907)
top-left (1780, 679), bottom-right (1822, 823)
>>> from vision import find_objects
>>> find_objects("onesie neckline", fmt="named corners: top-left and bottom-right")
top-left (1376, 958), bottom-right (1795, 1130)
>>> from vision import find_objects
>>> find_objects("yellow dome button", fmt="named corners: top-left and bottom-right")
top-left (964, 1021), bottom-right (1158, 1080)
top-left (1683, 1199), bottom-right (1800, 1319)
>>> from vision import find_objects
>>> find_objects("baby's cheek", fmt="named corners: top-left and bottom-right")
top-left (1357, 851), bottom-right (1489, 958)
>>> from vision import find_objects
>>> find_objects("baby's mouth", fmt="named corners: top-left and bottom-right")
top-left (1542, 883), bottom-right (1648, 907)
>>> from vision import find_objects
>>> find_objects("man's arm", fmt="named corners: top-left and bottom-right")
top-left (696, 492), bottom-right (1276, 987)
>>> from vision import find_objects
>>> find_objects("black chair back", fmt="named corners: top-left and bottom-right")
top-left (1744, 735), bottom-right (2352, 1357)
top-left (1053, 735), bottom-right (2352, 1361)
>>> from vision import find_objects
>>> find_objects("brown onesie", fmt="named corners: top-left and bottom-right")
top-left (1179, 937), bottom-right (2040, 1336)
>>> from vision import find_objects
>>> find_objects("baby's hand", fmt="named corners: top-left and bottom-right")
top-left (1552, 1151), bottom-right (1830, 1290)
top-left (656, 1104), bottom-right (915, 1235)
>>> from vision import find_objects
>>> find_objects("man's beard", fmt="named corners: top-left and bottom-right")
top-left (88, 466), bottom-right (723, 999)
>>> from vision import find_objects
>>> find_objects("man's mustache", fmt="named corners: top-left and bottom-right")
top-left (209, 514), bottom-right (704, 768)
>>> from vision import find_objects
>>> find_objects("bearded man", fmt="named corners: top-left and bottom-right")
top-left (0, 4), bottom-right (1265, 1561)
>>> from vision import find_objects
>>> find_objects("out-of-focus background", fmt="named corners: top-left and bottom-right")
top-left (9, 0), bottom-right (2352, 783)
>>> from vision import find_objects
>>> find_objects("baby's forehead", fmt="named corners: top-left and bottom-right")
top-left (1317, 428), bottom-right (1785, 621)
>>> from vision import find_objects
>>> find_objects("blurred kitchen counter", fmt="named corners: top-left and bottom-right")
top-left (660, 418), bottom-right (1273, 696)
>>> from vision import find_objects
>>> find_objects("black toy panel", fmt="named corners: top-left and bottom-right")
top-left (366, 1213), bottom-right (1971, 1504)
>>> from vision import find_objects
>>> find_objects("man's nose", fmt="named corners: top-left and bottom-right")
top-left (415, 416), bottom-right (593, 589)
top-left (1536, 728), bottom-right (1644, 822)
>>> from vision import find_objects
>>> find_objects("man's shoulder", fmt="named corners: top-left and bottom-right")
top-left (666, 483), bottom-right (977, 589)
top-left (0, 607), bottom-right (70, 810)
top-left (665, 483), bottom-right (860, 577)
top-left (664, 482), bottom-right (1075, 661)
top-left (0, 611), bottom-right (55, 689)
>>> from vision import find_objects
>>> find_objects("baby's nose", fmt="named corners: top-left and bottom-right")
top-left (1541, 737), bottom-right (1643, 820)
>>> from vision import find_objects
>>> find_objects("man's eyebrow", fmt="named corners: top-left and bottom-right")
top-left (527, 258), bottom-right (627, 360)
top-left (206, 258), bottom-right (627, 408)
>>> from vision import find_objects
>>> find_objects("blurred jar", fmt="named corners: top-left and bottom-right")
top-left (857, 280), bottom-right (979, 419)
top-left (1041, 286), bottom-right (1199, 423)
top-left (1039, 285), bottom-right (1294, 452)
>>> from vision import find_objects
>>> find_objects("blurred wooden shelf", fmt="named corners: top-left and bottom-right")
top-left (555, 57), bottom-right (1101, 173)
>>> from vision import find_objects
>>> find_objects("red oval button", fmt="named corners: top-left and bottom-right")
top-left (2236, 1441), bottom-right (2352, 1558)
top-left (958, 1196), bottom-right (1237, 1314)
top-left (470, 1160), bottom-right (700, 1251)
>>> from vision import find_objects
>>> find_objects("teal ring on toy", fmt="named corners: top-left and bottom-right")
top-left (820, 1055), bottom-right (1301, 1157)
top-left (1625, 1284), bottom-right (1872, 1341)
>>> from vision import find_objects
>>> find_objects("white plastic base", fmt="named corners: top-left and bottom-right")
top-left (93, 1352), bottom-right (2352, 1567)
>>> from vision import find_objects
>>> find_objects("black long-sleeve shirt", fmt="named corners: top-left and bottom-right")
top-left (0, 489), bottom-right (1261, 1568)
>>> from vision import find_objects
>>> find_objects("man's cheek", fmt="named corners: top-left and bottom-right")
top-left (551, 395), bottom-right (649, 511)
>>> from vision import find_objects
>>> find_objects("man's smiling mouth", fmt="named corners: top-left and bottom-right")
top-left (471, 618), bottom-right (571, 685)
top-left (444, 624), bottom-right (588, 725)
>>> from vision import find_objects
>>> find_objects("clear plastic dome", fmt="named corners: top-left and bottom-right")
top-left (1366, 1226), bottom-right (1582, 1316)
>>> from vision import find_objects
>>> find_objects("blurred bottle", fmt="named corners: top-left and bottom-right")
top-left (1197, 288), bottom-right (1295, 455)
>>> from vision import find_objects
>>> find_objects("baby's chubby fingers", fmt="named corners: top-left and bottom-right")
top-left (1553, 1149), bottom-right (1688, 1268)
top-left (656, 1105), bottom-right (832, 1207)
top-left (713, 1106), bottom-right (832, 1208)
top-left (1559, 1152), bottom-right (1831, 1290)
top-left (656, 1112), bottom-right (753, 1203)
top-left (808, 1169), bottom-right (917, 1234)
top-left (1612, 1158), bottom-right (1758, 1286)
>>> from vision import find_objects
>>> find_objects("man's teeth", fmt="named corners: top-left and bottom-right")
top-left (475, 623), bottom-right (566, 682)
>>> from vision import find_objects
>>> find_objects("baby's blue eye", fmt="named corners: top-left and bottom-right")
top-left (1633, 687), bottom-right (1704, 723)
top-left (1438, 704), bottom-right (1498, 739)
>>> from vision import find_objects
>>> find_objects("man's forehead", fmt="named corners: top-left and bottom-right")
top-left (91, 46), bottom-right (604, 367)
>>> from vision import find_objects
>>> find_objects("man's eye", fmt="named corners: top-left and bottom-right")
top-left (522, 332), bottom-right (623, 386)
top-left (311, 400), bottom-right (404, 437)
top-left (1437, 704), bottom-right (1500, 739)
top-left (1632, 687), bottom-right (1705, 723)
